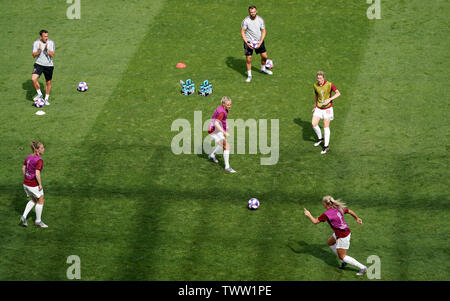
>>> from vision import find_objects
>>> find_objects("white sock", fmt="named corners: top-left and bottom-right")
top-left (35, 204), bottom-right (44, 223)
top-left (223, 150), bottom-right (230, 169)
top-left (210, 145), bottom-right (221, 157)
top-left (343, 255), bottom-right (366, 270)
top-left (329, 244), bottom-right (338, 256)
top-left (36, 89), bottom-right (42, 95)
top-left (23, 200), bottom-right (35, 218)
top-left (45, 94), bottom-right (49, 101)
top-left (313, 126), bottom-right (322, 140)
top-left (261, 64), bottom-right (266, 71)
top-left (324, 127), bottom-right (330, 147)
top-left (247, 70), bottom-right (252, 77)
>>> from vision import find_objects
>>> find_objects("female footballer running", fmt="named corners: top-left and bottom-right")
top-left (304, 196), bottom-right (367, 275)
top-left (20, 141), bottom-right (48, 228)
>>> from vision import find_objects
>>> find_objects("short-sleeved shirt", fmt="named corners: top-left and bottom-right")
top-left (33, 39), bottom-right (55, 67)
top-left (314, 80), bottom-right (338, 109)
top-left (318, 207), bottom-right (351, 238)
top-left (241, 16), bottom-right (265, 42)
top-left (23, 158), bottom-right (43, 187)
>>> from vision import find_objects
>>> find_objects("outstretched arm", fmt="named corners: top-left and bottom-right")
top-left (304, 208), bottom-right (320, 224)
top-left (347, 209), bottom-right (362, 225)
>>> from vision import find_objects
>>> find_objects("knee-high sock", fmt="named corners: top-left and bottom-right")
top-left (343, 255), bottom-right (366, 269)
top-left (211, 145), bottom-right (221, 157)
top-left (324, 127), bottom-right (330, 146)
top-left (329, 244), bottom-right (338, 256)
top-left (35, 204), bottom-right (44, 222)
top-left (223, 150), bottom-right (230, 169)
top-left (23, 200), bottom-right (35, 218)
top-left (313, 126), bottom-right (322, 140)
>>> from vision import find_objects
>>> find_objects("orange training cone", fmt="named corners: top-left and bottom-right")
top-left (176, 62), bottom-right (186, 69)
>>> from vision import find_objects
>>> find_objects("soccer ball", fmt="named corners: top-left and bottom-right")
top-left (265, 59), bottom-right (274, 69)
top-left (250, 40), bottom-right (259, 48)
top-left (77, 82), bottom-right (88, 92)
top-left (34, 98), bottom-right (45, 108)
top-left (248, 198), bottom-right (260, 210)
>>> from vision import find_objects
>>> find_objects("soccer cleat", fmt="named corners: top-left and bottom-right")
top-left (208, 154), bottom-right (218, 163)
top-left (44, 99), bottom-right (50, 106)
top-left (314, 138), bottom-right (324, 147)
top-left (35, 221), bottom-right (48, 228)
top-left (245, 76), bottom-right (252, 83)
top-left (261, 69), bottom-right (273, 75)
top-left (20, 216), bottom-right (28, 227)
top-left (33, 94), bottom-right (43, 101)
top-left (321, 146), bottom-right (330, 154)
top-left (339, 261), bottom-right (347, 269)
top-left (356, 267), bottom-right (367, 276)
top-left (225, 167), bottom-right (236, 173)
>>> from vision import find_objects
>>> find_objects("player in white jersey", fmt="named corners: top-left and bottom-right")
top-left (241, 6), bottom-right (273, 83)
top-left (32, 30), bottom-right (55, 105)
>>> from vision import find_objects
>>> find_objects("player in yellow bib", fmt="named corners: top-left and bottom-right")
top-left (312, 71), bottom-right (341, 154)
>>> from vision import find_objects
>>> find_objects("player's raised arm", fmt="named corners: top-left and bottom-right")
top-left (47, 41), bottom-right (55, 58)
top-left (32, 42), bottom-right (41, 58)
top-left (304, 208), bottom-right (320, 224)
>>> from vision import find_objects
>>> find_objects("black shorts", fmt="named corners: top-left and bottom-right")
top-left (244, 41), bottom-right (267, 56)
top-left (32, 63), bottom-right (54, 81)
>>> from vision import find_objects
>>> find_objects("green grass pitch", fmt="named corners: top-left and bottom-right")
top-left (0, 0), bottom-right (448, 281)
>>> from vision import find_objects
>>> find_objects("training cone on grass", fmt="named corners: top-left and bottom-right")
top-left (176, 62), bottom-right (186, 69)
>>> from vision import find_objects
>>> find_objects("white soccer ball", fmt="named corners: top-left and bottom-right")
top-left (77, 82), bottom-right (88, 92)
top-left (248, 198), bottom-right (260, 210)
top-left (250, 40), bottom-right (259, 48)
top-left (265, 59), bottom-right (274, 69)
top-left (34, 98), bottom-right (45, 108)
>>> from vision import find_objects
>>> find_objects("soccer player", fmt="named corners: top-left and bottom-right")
top-left (207, 96), bottom-right (236, 173)
top-left (311, 71), bottom-right (341, 154)
top-left (241, 5), bottom-right (273, 83)
top-left (32, 30), bottom-right (55, 105)
top-left (304, 196), bottom-right (367, 276)
top-left (20, 141), bottom-right (48, 228)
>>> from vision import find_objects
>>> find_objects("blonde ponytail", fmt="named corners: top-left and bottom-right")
top-left (30, 141), bottom-right (43, 153)
top-left (323, 195), bottom-right (347, 211)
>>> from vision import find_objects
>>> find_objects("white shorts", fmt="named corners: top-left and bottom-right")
top-left (23, 184), bottom-right (44, 199)
top-left (333, 233), bottom-right (351, 250)
top-left (313, 107), bottom-right (334, 120)
top-left (210, 131), bottom-right (225, 143)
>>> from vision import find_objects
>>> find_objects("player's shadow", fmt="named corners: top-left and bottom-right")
top-left (22, 80), bottom-right (36, 102)
top-left (12, 191), bottom-right (30, 224)
top-left (225, 56), bottom-right (260, 77)
top-left (288, 240), bottom-right (339, 268)
top-left (293, 117), bottom-right (315, 142)
top-left (196, 153), bottom-right (224, 168)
